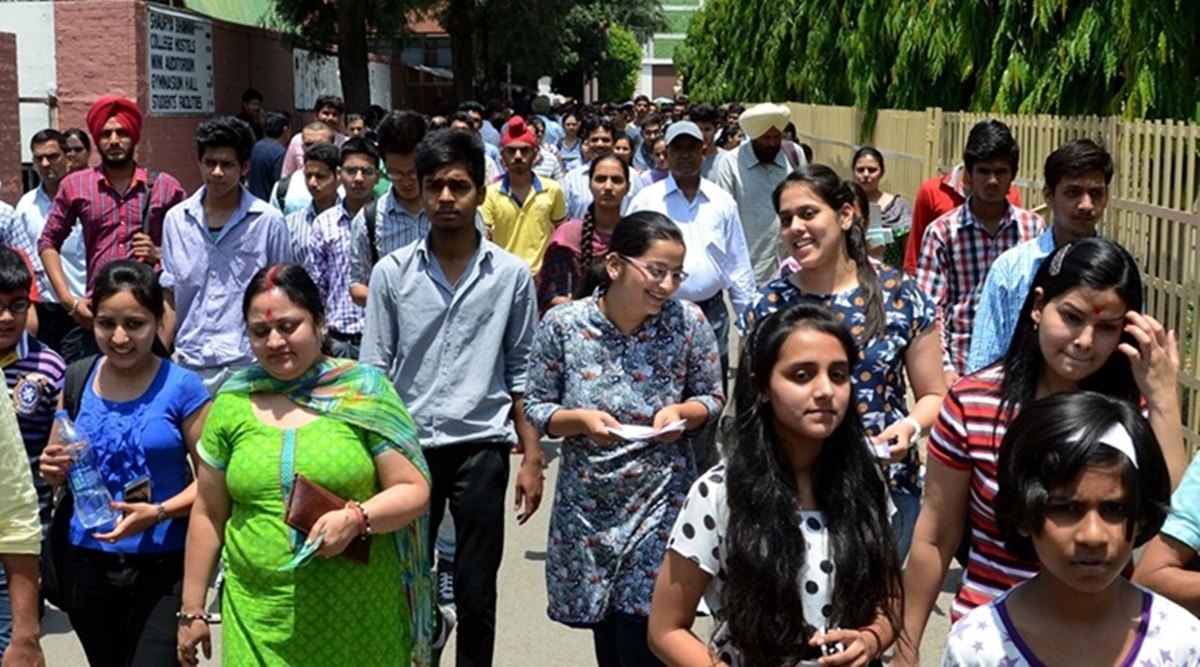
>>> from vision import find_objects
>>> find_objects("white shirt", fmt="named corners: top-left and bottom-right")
top-left (942, 586), bottom-right (1200, 666)
top-left (15, 186), bottom-right (86, 302)
top-left (627, 175), bottom-right (756, 313)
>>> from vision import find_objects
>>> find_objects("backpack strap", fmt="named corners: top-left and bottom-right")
top-left (140, 169), bottom-right (160, 236)
top-left (274, 179), bottom-right (289, 211)
top-left (62, 355), bottom-right (100, 420)
top-left (365, 200), bottom-right (379, 266)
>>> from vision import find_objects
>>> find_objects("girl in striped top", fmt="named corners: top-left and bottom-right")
top-left (897, 238), bottom-right (1188, 665)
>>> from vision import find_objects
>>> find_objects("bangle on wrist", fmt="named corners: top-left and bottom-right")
top-left (858, 627), bottom-right (884, 659)
top-left (901, 416), bottom-right (923, 439)
top-left (344, 501), bottom-right (366, 535)
top-left (155, 503), bottom-right (166, 524)
top-left (67, 298), bottom-right (79, 316)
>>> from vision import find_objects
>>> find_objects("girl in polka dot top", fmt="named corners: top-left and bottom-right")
top-left (649, 303), bottom-right (902, 666)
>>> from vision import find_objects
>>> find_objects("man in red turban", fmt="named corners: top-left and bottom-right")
top-left (37, 96), bottom-right (186, 361)
top-left (85, 96), bottom-right (144, 149)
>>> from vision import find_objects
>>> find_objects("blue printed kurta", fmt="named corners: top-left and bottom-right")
top-left (525, 296), bottom-right (724, 625)
top-left (736, 266), bottom-right (936, 497)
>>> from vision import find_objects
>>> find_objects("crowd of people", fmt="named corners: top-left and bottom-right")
top-left (0, 85), bottom-right (1195, 667)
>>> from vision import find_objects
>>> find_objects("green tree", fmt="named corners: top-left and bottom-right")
top-left (678, 0), bottom-right (1200, 121)
top-left (596, 25), bottom-right (643, 102)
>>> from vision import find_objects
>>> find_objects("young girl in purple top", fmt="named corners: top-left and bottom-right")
top-left (943, 391), bottom-right (1199, 666)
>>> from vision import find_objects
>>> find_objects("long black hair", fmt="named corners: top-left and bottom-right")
top-left (995, 391), bottom-right (1170, 563)
top-left (575, 210), bottom-right (683, 299)
top-left (998, 237), bottom-right (1143, 425)
top-left (772, 164), bottom-right (885, 342)
top-left (723, 303), bottom-right (902, 665)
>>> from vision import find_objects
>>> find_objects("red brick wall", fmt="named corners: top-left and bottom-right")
top-left (212, 22), bottom-right (295, 117)
top-left (54, 0), bottom-right (300, 193)
top-left (0, 33), bottom-right (20, 205)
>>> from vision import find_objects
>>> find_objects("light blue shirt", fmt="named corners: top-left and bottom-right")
top-left (360, 235), bottom-right (536, 448)
top-left (713, 141), bottom-right (806, 284)
top-left (12, 187), bottom-right (87, 301)
top-left (966, 228), bottom-right (1058, 373)
top-left (285, 201), bottom-right (322, 268)
top-left (1163, 454), bottom-right (1200, 550)
top-left (161, 186), bottom-right (292, 370)
top-left (561, 160), bottom-right (645, 220)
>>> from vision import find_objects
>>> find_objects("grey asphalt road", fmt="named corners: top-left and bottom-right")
top-left (41, 442), bottom-right (956, 665)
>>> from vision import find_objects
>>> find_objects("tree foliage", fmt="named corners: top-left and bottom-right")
top-left (677, 0), bottom-right (1200, 121)
top-left (439, 0), bottom-right (663, 100)
top-left (596, 25), bottom-right (643, 102)
top-left (268, 0), bottom-right (663, 104)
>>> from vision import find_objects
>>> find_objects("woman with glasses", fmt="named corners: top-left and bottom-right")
top-left (63, 128), bottom-right (92, 172)
top-left (525, 211), bottom-right (725, 666)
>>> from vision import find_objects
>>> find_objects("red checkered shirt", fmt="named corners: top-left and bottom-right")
top-left (37, 164), bottom-right (186, 295)
top-left (915, 199), bottom-right (1042, 374)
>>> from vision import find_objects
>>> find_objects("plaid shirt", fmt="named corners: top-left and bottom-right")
top-left (37, 164), bottom-right (186, 295)
top-left (308, 204), bottom-right (365, 335)
top-left (915, 198), bottom-right (1042, 374)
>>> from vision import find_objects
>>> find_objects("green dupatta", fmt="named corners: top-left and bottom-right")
top-left (219, 357), bottom-right (434, 666)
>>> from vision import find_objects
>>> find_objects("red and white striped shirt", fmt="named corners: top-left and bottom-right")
top-left (926, 365), bottom-right (1037, 621)
top-left (915, 200), bottom-right (1041, 375)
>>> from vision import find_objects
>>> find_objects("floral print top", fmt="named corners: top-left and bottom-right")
top-left (736, 266), bottom-right (936, 497)
top-left (525, 296), bottom-right (724, 624)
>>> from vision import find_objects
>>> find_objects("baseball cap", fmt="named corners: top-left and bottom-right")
top-left (665, 121), bottom-right (704, 146)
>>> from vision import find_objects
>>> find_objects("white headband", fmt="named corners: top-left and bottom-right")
top-left (1072, 421), bottom-right (1139, 469)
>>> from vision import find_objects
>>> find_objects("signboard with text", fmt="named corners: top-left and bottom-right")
top-left (147, 6), bottom-right (214, 116)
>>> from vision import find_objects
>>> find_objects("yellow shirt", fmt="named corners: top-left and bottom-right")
top-left (480, 175), bottom-right (567, 274)
top-left (0, 384), bottom-right (40, 556)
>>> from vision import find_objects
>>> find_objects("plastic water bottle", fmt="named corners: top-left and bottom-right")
top-left (53, 410), bottom-right (120, 530)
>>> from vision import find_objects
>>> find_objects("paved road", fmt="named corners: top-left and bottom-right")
top-left (41, 442), bottom-right (957, 665)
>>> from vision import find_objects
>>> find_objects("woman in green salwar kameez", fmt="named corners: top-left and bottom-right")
top-left (178, 264), bottom-right (434, 666)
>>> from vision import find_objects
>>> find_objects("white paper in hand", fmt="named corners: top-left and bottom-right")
top-left (606, 420), bottom-right (687, 441)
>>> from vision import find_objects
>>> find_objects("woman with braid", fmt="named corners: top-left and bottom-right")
top-left (536, 152), bottom-right (630, 315)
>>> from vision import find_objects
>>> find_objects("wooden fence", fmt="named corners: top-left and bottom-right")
top-left (785, 103), bottom-right (1200, 451)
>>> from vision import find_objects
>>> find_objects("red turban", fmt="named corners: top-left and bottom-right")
top-left (86, 96), bottom-right (144, 145)
top-left (501, 116), bottom-right (537, 148)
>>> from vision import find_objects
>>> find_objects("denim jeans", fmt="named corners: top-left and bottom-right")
top-left (892, 490), bottom-right (921, 562)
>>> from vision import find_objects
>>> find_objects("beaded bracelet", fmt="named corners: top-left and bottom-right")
top-left (176, 612), bottom-right (214, 624)
top-left (356, 500), bottom-right (373, 538)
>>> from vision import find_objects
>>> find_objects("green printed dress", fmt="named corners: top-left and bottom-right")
top-left (199, 392), bottom-right (412, 666)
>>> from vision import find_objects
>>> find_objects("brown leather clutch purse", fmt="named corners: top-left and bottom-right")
top-left (285, 473), bottom-right (371, 565)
